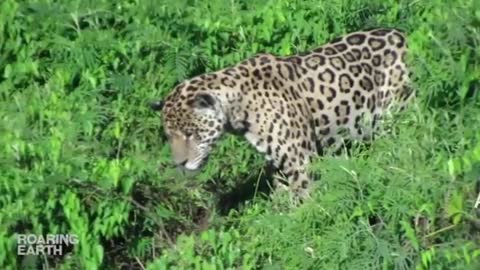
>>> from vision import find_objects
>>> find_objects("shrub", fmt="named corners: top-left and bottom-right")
top-left (1, 0), bottom-right (479, 269)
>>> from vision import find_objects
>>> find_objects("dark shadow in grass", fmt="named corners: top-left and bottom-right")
top-left (208, 139), bottom-right (376, 216)
top-left (205, 163), bottom-right (277, 216)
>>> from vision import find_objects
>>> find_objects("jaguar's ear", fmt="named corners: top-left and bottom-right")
top-left (149, 100), bottom-right (164, 111)
top-left (187, 93), bottom-right (216, 109)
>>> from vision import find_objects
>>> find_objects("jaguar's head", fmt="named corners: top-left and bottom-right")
top-left (150, 88), bottom-right (227, 171)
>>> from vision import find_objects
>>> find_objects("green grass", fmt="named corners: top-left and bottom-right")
top-left (1, 0), bottom-right (480, 269)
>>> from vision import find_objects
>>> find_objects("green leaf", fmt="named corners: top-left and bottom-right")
top-left (400, 220), bottom-right (420, 251)
top-left (446, 192), bottom-right (464, 224)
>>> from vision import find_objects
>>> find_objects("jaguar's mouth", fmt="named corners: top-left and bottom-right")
top-left (184, 160), bottom-right (203, 171)
top-left (181, 154), bottom-right (210, 172)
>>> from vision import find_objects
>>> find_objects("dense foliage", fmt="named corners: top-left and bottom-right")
top-left (1, 0), bottom-right (479, 269)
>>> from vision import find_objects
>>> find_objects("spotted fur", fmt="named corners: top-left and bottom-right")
top-left (150, 28), bottom-right (414, 200)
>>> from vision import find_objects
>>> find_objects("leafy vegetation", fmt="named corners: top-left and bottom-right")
top-left (1, 0), bottom-right (480, 269)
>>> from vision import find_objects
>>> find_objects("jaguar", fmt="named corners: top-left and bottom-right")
top-left (150, 28), bottom-right (414, 200)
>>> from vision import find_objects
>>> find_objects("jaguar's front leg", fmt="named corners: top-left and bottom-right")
top-left (270, 146), bottom-right (315, 203)
top-left (270, 171), bottom-right (312, 206)
top-left (241, 112), bottom-right (316, 203)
